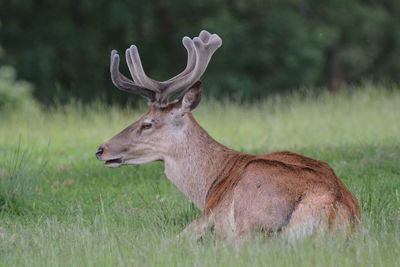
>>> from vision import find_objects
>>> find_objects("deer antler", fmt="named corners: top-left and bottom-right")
top-left (109, 30), bottom-right (222, 105)
top-left (110, 50), bottom-right (156, 102)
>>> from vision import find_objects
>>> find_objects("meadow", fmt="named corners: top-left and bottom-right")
top-left (0, 85), bottom-right (399, 266)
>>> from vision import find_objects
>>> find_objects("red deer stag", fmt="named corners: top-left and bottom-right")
top-left (96, 30), bottom-right (360, 239)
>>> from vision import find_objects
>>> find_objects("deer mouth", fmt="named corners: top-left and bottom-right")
top-left (104, 157), bottom-right (123, 168)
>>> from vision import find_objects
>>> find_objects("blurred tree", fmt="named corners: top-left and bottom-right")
top-left (0, 0), bottom-right (399, 104)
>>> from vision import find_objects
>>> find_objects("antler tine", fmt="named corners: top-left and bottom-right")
top-left (199, 30), bottom-right (212, 42)
top-left (125, 48), bottom-right (140, 85)
top-left (190, 33), bottom-right (222, 78)
top-left (126, 45), bottom-right (164, 91)
top-left (164, 30), bottom-right (211, 84)
top-left (110, 50), bottom-right (156, 102)
top-left (159, 32), bottom-right (222, 103)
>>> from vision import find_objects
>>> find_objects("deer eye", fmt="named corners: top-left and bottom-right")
top-left (140, 123), bottom-right (152, 130)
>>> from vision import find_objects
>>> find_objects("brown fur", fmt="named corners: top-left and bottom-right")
top-left (205, 151), bottom-right (360, 236)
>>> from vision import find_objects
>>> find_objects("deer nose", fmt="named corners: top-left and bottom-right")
top-left (96, 146), bottom-right (104, 159)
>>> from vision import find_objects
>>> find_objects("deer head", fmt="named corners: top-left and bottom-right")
top-left (96, 30), bottom-right (222, 168)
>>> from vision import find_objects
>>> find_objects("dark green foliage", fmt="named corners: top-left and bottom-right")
top-left (1, 0), bottom-right (400, 104)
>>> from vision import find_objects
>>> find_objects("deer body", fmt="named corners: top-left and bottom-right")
top-left (96, 30), bottom-right (360, 239)
top-left (160, 112), bottom-right (359, 238)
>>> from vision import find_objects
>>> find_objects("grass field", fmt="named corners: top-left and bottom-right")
top-left (0, 86), bottom-right (399, 266)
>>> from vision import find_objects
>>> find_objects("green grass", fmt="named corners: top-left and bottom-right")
top-left (0, 85), bottom-right (399, 266)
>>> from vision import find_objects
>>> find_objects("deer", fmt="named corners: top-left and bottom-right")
top-left (96, 30), bottom-right (361, 240)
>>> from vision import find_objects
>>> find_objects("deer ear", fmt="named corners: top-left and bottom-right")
top-left (179, 81), bottom-right (203, 113)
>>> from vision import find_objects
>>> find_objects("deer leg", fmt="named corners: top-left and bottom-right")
top-left (280, 192), bottom-right (342, 240)
top-left (178, 214), bottom-right (214, 240)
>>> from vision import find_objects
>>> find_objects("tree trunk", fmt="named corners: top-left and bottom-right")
top-left (325, 48), bottom-right (345, 92)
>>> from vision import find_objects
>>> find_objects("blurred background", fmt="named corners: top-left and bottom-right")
top-left (1, 0), bottom-right (400, 106)
top-left (1, 2), bottom-right (400, 263)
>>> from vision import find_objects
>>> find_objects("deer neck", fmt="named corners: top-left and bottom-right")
top-left (163, 114), bottom-right (240, 211)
